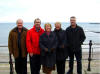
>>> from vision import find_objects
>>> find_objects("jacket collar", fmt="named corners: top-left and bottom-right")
top-left (44, 31), bottom-right (53, 37)
top-left (54, 28), bottom-right (62, 32)
top-left (69, 24), bottom-right (78, 29)
top-left (13, 26), bottom-right (27, 32)
top-left (69, 24), bottom-right (79, 32)
top-left (33, 25), bottom-right (42, 32)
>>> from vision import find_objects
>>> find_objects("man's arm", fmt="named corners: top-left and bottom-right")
top-left (8, 31), bottom-right (13, 54)
top-left (26, 31), bottom-right (33, 55)
top-left (80, 28), bottom-right (86, 44)
top-left (61, 30), bottom-right (67, 48)
top-left (8, 31), bottom-right (14, 74)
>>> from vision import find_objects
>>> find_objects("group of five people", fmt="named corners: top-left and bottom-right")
top-left (8, 16), bottom-right (86, 74)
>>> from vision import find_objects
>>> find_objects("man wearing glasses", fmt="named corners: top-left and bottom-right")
top-left (26, 18), bottom-right (44, 74)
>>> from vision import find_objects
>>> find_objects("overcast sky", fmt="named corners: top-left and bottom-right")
top-left (0, 0), bottom-right (100, 22)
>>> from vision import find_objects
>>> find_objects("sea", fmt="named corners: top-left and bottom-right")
top-left (0, 22), bottom-right (100, 53)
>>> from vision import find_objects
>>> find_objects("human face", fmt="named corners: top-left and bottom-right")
top-left (45, 25), bottom-right (51, 32)
top-left (17, 19), bottom-right (23, 29)
top-left (55, 23), bottom-right (61, 30)
top-left (70, 18), bottom-right (76, 27)
top-left (34, 19), bottom-right (41, 28)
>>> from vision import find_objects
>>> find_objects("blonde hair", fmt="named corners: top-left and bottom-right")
top-left (44, 23), bottom-right (52, 31)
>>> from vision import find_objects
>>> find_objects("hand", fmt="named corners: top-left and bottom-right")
top-left (10, 52), bottom-right (13, 55)
top-left (61, 45), bottom-right (64, 48)
top-left (29, 53), bottom-right (33, 57)
top-left (10, 52), bottom-right (12, 55)
top-left (45, 48), bottom-right (48, 52)
top-left (51, 48), bottom-right (55, 52)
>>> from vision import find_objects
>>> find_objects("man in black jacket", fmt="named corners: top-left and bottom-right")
top-left (66, 16), bottom-right (86, 74)
top-left (54, 22), bottom-right (68, 74)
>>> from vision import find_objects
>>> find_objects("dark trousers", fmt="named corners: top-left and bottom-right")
top-left (68, 49), bottom-right (82, 74)
top-left (30, 55), bottom-right (41, 74)
top-left (56, 59), bottom-right (66, 74)
top-left (15, 57), bottom-right (27, 74)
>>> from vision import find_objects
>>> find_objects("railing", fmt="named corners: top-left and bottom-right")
top-left (0, 41), bottom-right (100, 63)
top-left (0, 40), bottom-right (100, 73)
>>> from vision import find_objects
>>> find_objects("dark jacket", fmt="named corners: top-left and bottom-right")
top-left (39, 31), bottom-right (58, 68)
top-left (8, 27), bottom-right (28, 59)
top-left (54, 28), bottom-right (68, 61)
top-left (66, 25), bottom-right (86, 51)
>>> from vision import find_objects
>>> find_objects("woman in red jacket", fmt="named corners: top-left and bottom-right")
top-left (26, 18), bottom-right (44, 74)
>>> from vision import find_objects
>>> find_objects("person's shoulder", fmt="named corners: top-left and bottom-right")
top-left (9, 27), bottom-right (17, 36)
top-left (40, 32), bottom-right (46, 38)
top-left (61, 29), bottom-right (65, 32)
top-left (40, 27), bottom-right (44, 33)
top-left (10, 27), bottom-right (17, 33)
top-left (41, 27), bottom-right (44, 31)
top-left (52, 31), bottom-right (56, 34)
top-left (66, 26), bottom-right (71, 31)
top-left (23, 27), bottom-right (28, 31)
top-left (42, 32), bottom-right (46, 35)
top-left (59, 29), bottom-right (65, 34)
top-left (27, 27), bottom-right (33, 33)
top-left (77, 25), bottom-right (83, 30)
top-left (12, 26), bottom-right (17, 31)
top-left (52, 31), bottom-right (57, 36)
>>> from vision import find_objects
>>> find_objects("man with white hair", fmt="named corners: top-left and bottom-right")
top-left (8, 19), bottom-right (28, 74)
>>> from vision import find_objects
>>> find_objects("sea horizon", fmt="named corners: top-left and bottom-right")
top-left (0, 22), bottom-right (100, 52)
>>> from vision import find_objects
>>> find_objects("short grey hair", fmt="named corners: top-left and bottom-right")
top-left (34, 18), bottom-right (41, 24)
top-left (70, 16), bottom-right (76, 19)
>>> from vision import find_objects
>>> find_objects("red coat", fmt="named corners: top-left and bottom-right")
top-left (26, 26), bottom-right (44, 55)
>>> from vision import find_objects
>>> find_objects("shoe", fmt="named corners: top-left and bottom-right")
top-left (66, 70), bottom-right (73, 74)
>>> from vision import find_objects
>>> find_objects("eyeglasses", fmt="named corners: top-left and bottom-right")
top-left (35, 22), bottom-right (41, 23)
